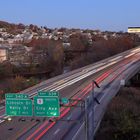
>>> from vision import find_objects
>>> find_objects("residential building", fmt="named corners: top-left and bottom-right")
top-left (63, 43), bottom-right (71, 49)
top-left (128, 27), bottom-right (140, 34)
top-left (0, 46), bottom-right (8, 63)
top-left (8, 45), bottom-right (29, 65)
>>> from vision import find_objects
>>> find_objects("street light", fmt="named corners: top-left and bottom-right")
top-left (91, 80), bottom-right (100, 140)
top-left (7, 117), bottom-right (12, 121)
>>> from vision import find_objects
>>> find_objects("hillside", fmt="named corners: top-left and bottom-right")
top-left (0, 20), bottom-right (18, 29)
top-left (95, 86), bottom-right (140, 140)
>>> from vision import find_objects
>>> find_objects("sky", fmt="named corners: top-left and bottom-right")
top-left (0, 0), bottom-right (140, 31)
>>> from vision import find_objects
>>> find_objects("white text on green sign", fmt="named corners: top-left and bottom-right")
top-left (61, 98), bottom-right (69, 105)
top-left (38, 91), bottom-right (59, 97)
top-left (5, 93), bottom-right (29, 99)
top-left (34, 96), bottom-right (60, 117)
top-left (6, 99), bottom-right (32, 116)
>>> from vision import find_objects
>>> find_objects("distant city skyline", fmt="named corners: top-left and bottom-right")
top-left (0, 0), bottom-right (140, 31)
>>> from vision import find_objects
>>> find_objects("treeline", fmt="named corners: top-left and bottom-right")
top-left (0, 34), bottom-right (137, 78)
top-left (67, 34), bottom-right (135, 70)
top-left (0, 39), bottom-right (64, 79)
top-left (26, 39), bottom-right (64, 76)
top-left (0, 76), bottom-right (39, 100)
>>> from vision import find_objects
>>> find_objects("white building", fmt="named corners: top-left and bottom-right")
top-left (63, 43), bottom-right (71, 48)
top-left (0, 38), bottom-right (4, 42)
top-left (128, 27), bottom-right (140, 34)
top-left (0, 46), bottom-right (8, 63)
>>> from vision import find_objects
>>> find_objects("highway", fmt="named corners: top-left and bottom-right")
top-left (0, 46), bottom-right (140, 140)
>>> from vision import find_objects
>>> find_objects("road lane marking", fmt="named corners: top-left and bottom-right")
top-left (72, 122), bottom-right (85, 140)
top-left (0, 120), bottom-right (5, 124)
top-left (109, 56), bottom-right (122, 62)
top-left (53, 129), bottom-right (60, 135)
top-left (67, 114), bottom-right (72, 120)
top-left (89, 111), bottom-right (92, 117)
top-left (124, 53), bottom-right (135, 58)
top-left (131, 48), bottom-right (140, 53)
top-left (82, 62), bottom-right (105, 73)
top-left (4, 116), bottom-right (9, 119)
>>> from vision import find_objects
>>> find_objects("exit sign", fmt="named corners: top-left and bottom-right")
top-left (34, 96), bottom-right (60, 117)
top-left (38, 91), bottom-right (59, 97)
top-left (6, 99), bottom-right (32, 116)
top-left (5, 93), bottom-right (29, 99)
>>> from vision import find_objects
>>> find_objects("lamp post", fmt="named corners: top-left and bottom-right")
top-left (91, 80), bottom-right (100, 140)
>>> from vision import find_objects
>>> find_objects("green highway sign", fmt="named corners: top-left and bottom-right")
top-left (6, 99), bottom-right (32, 116)
top-left (5, 93), bottom-right (29, 99)
top-left (34, 96), bottom-right (60, 117)
top-left (38, 91), bottom-right (59, 97)
top-left (61, 98), bottom-right (69, 105)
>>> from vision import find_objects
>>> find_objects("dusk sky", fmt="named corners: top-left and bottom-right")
top-left (0, 0), bottom-right (140, 31)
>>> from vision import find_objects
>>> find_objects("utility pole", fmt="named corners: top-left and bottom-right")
top-left (84, 98), bottom-right (89, 140)
top-left (91, 81), bottom-right (95, 140)
top-left (92, 80), bottom-right (100, 140)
